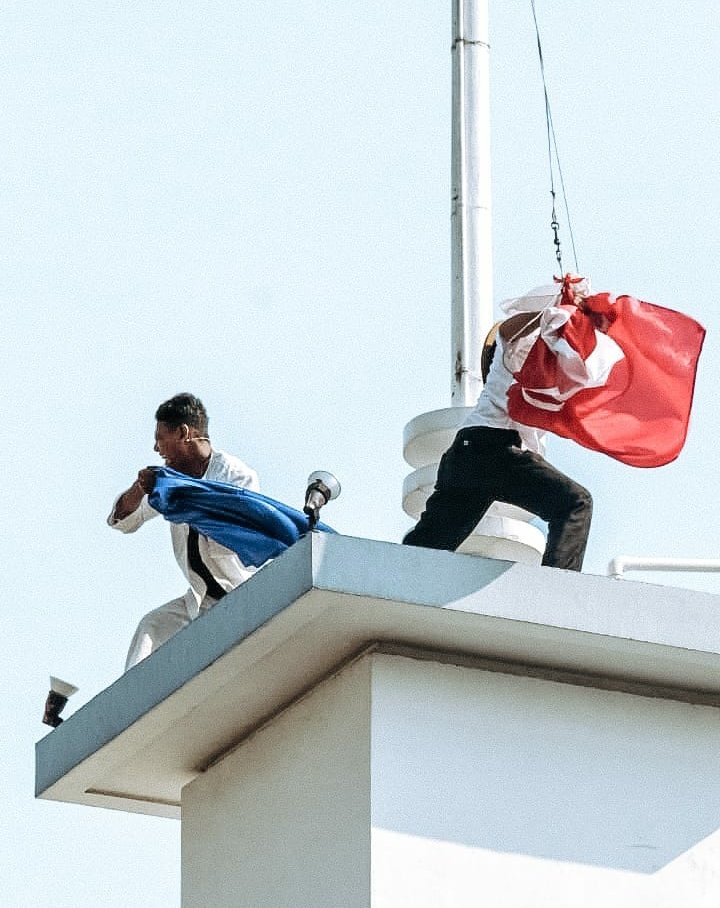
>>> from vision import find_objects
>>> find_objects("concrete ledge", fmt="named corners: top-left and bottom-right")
top-left (35, 534), bottom-right (720, 818)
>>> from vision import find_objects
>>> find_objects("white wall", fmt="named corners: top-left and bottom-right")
top-left (182, 657), bottom-right (372, 908)
top-left (370, 654), bottom-right (720, 907)
top-left (181, 650), bottom-right (720, 907)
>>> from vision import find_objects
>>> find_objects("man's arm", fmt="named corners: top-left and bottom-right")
top-left (109, 468), bottom-right (157, 526)
top-left (498, 311), bottom-right (543, 344)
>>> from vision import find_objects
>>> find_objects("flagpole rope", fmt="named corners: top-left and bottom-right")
top-left (530, 0), bottom-right (579, 275)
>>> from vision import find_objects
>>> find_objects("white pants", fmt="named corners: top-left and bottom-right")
top-left (124, 588), bottom-right (217, 671)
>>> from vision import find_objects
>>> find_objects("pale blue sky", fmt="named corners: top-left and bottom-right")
top-left (2, 2), bottom-right (719, 904)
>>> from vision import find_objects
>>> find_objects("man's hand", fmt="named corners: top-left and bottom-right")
top-left (112, 467), bottom-right (157, 521)
top-left (578, 293), bottom-right (617, 335)
top-left (587, 311), bottom-right (612, 334)
top-left (136, 467), bottom-right (157, 495)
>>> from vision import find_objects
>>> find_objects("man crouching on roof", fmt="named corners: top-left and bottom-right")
top-left (108, 393), bottom-right (259, 670)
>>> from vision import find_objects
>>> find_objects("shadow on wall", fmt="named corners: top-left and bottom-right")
top-left (371, 656), bottom-right (720, 874)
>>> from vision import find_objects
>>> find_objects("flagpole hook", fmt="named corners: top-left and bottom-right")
top-left (550, 191), bottom-right (563, 275)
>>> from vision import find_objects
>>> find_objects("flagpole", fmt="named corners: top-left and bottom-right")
top-left (451, 0), bottom-right (493, 407)
top-left (402, 0), bottom-right (545, 562)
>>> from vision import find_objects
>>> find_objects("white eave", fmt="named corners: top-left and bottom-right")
top-left (35, 533), bottom-right (720, 819)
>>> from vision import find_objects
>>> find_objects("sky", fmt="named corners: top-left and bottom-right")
top-left (2, 2), bottom-right (719, 905)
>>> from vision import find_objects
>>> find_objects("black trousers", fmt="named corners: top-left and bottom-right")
top-left (403, 426), bottom-right (592, 571)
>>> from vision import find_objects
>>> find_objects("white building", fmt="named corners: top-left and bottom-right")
top-left (36, 532), bottom-right (720, 907)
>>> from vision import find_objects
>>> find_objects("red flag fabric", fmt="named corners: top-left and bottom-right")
top-left (506, 293), bottom-right (705, 467)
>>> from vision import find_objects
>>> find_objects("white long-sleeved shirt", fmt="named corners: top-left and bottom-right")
top-left (108, 450), bottom-right (260, 604)
top-left (461, 330), bottom-right (547, 454)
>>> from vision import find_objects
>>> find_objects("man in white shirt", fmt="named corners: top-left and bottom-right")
top-left (108, 393), bottom-right (259, 669)
top-left (403, 287), bottom-right (599, 572)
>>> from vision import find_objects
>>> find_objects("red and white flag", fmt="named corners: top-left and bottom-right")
top-left (506, 288), bottom-right (706, 467)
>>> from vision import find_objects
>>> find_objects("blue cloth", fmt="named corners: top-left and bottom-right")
top-left (148, 467), bottom-right (334, 567)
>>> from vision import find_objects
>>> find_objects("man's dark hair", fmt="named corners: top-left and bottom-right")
top-left (155, 393), bottom-right (209, 435)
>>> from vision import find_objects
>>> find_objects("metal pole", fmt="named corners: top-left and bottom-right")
top-left (402, 1), bottom-right (545, 563)
top-left (608, 557), bottom-right (720, 580)
top-left (451, 0), bottom-right (493, 407)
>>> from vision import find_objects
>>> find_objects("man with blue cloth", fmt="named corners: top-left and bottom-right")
top-left (108, 393), bottom-right (260, 669)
